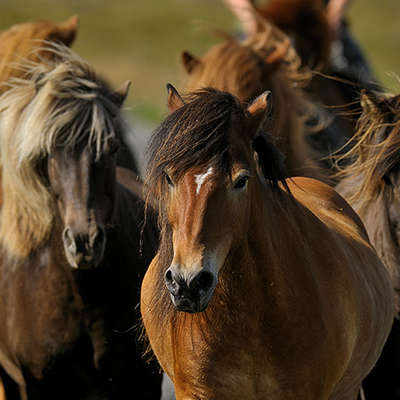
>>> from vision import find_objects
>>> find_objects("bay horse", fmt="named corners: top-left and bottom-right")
top-left (141, 85), bottom-right (394, 400)
top-left (0, 44), bottom-right (161, 400)
top-left (336, 91), bottom-right (400, 399)
top-left (181, 3), bottom-right (340, 183)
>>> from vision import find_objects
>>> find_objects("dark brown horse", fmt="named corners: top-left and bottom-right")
top-left (336, 91), bottom-right (400, 399)
top-left (255, 0), bottom-right (380, 141)
top-left (0, 44), bottom-right (161, 400)
top-left (141, 85), bottom-right (394, 399)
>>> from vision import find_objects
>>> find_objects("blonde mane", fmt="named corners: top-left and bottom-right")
top-left (183, 21), bottom-right (325, 179)
top-left (0, 43), bottom-right (121, 258)
top-left (336, 93), bottom-right (400, 212)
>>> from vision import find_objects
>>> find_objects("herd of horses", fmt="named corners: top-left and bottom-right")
top-left (0, 0), bottom-right (398, 399)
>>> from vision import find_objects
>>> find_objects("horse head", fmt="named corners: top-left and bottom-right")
top-left (146, 85), bottom-right (285, 313)
top-left (0, 44), bottom-right (130, 270)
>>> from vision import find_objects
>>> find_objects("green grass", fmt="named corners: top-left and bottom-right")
top-left (0, 0), bottom-right (399, 123)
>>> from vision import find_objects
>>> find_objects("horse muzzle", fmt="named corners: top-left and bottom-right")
top-left (164, 267), bottom-right (216, 313)
top-left (62, 226), bottom-right (106, 270)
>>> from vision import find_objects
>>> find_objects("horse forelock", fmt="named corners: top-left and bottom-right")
top-left (0, 43), bottom-right (121, 258)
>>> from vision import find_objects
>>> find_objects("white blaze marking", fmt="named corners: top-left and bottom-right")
top-left (194, 167), bottom-right (213, 195)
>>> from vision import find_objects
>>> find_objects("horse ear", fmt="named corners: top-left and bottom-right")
top-left (112, 81), bottom-right (131, 108)
top-left (166, 83), bottom-right (185, 113)
top-left (246, 91), bottom-right (271, 137)
top-left (47, 15), bottom-right (79, 47)
top-left (182, 51), bottom-right (201, 74)
top-left (325, 0), bottom-right (350, 37)
top-left (223, 0), bottom-right (260, 36)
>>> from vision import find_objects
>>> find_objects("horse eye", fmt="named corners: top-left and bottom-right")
top-left (164, 172), bottom-right (174, 187)
top-left (233, 175), bottom-right (249, 190)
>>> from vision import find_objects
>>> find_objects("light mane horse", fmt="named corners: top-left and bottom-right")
top-left (141, 85), bottom-right (394, 400)
top-left (0, 44), bottom-right (161, 400)
top-left (336, 90), bottom-right (400, 399)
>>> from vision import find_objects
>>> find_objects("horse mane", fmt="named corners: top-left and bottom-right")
top-left (0, 43), bottom-right (123, 258)
top-left (184, 21), bottom-right (325, 179)
top-left (336, 93), bottom-right (400, 212)
top-left (0, 16), bottom-right (78, 93)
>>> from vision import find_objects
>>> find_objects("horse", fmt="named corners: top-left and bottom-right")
top-left (0, 44), bottom-right (161, 400)
top-left (180, 2), bottom-right (341, 183)
top-left (140, 85), bottom-right (394, 400)
top-left (336, 90), bottom-right (400, 399)
top-left (255, 0), bottom-right (381, 141)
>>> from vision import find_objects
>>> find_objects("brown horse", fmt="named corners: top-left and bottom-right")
top-left (336, 91), bottom-right (400, 399)
top-left (0, 44), bottom-right (161, 400)
top-left (181, 3), bottom-right (337, 182)
top-left (0, 16), bottom-right (78, 93)
top-left (141, 85), bottom-right (394, 399)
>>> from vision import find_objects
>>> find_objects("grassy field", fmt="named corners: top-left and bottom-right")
top-left (0, 0), bottom-right (399, 124)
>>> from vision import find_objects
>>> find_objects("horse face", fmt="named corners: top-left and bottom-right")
top-left (47, 145), bottom-right (118, 269)
top-left (164, 160), bottom-right (253, 313)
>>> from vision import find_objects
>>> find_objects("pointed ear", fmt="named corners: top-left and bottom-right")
top-left (223, 0), bottom-right (260, 36)
top-left (48, 15), bottom-right (79, 47)
top-left (166, 83), bottom-right (185, 113)
top-left (246, 91), bottom-right (271, 137)
top-left (325, 0), bottom-right (350, 37)
top-left (181, 51), bottom-right (201, 74)
top-left (112, 80), bottom-right (131, 108)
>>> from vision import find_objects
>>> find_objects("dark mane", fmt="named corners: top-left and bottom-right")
top-left (145, 88), bottom-right (287, 224)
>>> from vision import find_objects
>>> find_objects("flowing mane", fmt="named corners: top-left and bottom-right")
top-left (337, 93), bottom-right (400, 211)
top-left (182, 21), bottom-right (326, 180)
top-left (0, 43), bottom-right (125, 258)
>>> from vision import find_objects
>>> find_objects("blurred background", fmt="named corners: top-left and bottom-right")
top-left (1, 0), bottom-right (399, 128)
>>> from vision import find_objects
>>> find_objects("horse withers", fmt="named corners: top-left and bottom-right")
top-left (0, 44), bottom-right (161, 400)
top-left (141, 85), bottom-right (394, 400)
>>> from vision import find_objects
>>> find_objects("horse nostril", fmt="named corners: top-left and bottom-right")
top-left (165, 269), bottom-right (173, 284)
top-left (93, 227), bottom-right (106, 249)
top-left (62, 227), bottom-right (76, 254)
top-left (190, 271), bottom-right (214, 292)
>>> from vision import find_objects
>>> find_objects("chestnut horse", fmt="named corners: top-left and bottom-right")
top-left (336, 91), bottom-right (400, 399)
top-left (0, 44), bottom-right (161, 400)
top-left (0, 16), bottom-right (78, 93)
top-left (141, 85), bottom-right (394, 399)
top-left (181, 2), bottom-right (341, 183)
